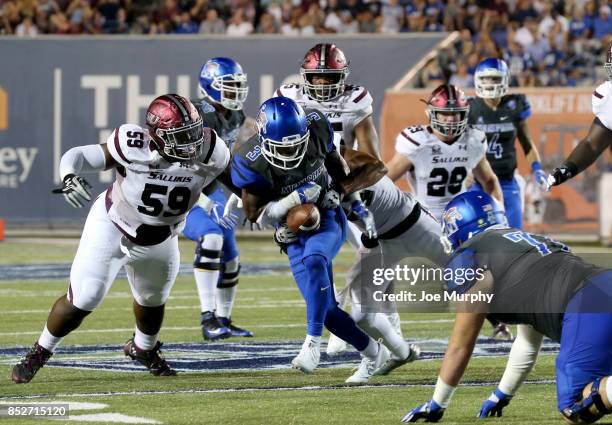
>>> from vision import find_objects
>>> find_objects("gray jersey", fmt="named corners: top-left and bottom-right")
top-left (359, 176), bottom-right (418, 235)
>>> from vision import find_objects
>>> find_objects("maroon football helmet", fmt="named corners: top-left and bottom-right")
top-left (146, 94), bottom-right (204, 161)
top-left (605, 40), bottom-right (612, 81)
top-left (300, 43), bottom-right (350, 102)
top-left (425, 84), bottom-right (470, 138)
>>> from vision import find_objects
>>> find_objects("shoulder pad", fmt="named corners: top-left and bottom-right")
top-left (346, 85), bottom-right (373, 108)
top-left (592, 81), bottom-right (612, 130)
top-left (275, 84), bottom-right (303, 99)
top-left (395, 125), bottom-right (429, 156)
top-left (194, 98), bottom-right (216, 114)
top-left (106, 124), bottom-right (155, 167)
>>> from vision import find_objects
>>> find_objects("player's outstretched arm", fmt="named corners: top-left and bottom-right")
top-left (52, 143), bottom-right (117, 208)
top-left (478, 324), bottom-right (543, 418)
top-left (473, 157), bottom-right (504, 209)
top-left (516, 121), bottom-right (547, 191)
top-left (548, 117), bottom-right (612, 188)
top-left (354, 116), bottom-right (381, 159)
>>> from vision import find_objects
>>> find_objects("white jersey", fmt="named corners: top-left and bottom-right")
top-left (105, 123), bottom-right (229, 241)
top-left (592, 81), bottom-right (612, 130)
top-left (274, 83), bottom-right (373, 151)
top-left (395, 125), bottom-right (487, 220)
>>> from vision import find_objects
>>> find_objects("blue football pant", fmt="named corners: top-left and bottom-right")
top-left (471, 176), bottom-right (523, 228)
top-left (287, 207), bottom-right (370, 351)
top-left (557, 270), bottom-right (612, 411)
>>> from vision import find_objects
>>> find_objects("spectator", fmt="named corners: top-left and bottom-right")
top-left (226, 8), bottom-right (252, 36)
top-left (379, 0), bottom-right (403, 33)
top-left (337, 10), bottom-right (358, 33)
top-left (513, 16), bottom-right (537, 50)
top-left (199, 8), bottom-right (225, 34)
top-left (15, 13), bottom-right (38, 36)
top-left (324, 7), bottom-right (343, 32)
top-left (280, 7), bottom-right (300, 35)
top-left (593, 5), bottom-right (612, 40)
top-left (174, 11), bottom-right (198, 33)
top-left (257, 12), bottom-right (278, 33)
top-left (449, 60), bottom-right (473, 88)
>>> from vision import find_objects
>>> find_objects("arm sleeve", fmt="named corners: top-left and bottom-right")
top-left (517, 94), bottom-right (532, 121)
top-left (497, 324), bottom-right (543, 395)
top-left (59, 144), bottom-right (106, 180)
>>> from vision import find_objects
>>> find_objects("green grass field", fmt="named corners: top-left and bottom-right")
top-left (0, 237), bottom-right (607, 425)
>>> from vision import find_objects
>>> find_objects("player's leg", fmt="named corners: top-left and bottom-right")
top-left (557, 272), bottom-right (612, 423)
top-left (216, 225), bottom-right (252, 337)
top-left (12, 196), bottom-right (126, 383)
top-left (183, 205), bottom-right (231, 341)
top-left (326, 221), bottom-right (363, 356)
top-left (122, 235), bottom-right (181, 376)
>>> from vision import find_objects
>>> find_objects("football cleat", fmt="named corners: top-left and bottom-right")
top-left (123, 338), bottom-right (177, 376)
top-left (200, 311), bottom-right (232, 341)
top-left (11, 342), bottom-right (53, 384)
top-left (326, 333), bottom-right (348, 357)
top-left (218, 317), bottom-right (254, 338)
top-left (291, 340), bottom-right (320, 373)
top-left (374, 344), bottom-right (421, 376)
top-left (493, 324), bottom-right (514, 341)
top-left (345, 341), bottom-right (390, 384)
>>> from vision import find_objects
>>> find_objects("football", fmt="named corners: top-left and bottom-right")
top-left (287, 203), bottom-right (321, 234)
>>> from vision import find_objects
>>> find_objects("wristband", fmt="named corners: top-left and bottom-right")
top-left (432, 376), bottom-right (456, 409)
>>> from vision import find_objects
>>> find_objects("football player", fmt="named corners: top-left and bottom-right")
top-left (547, 43), bottom-right (612, 189)
top-left (468, 58), bottom-right (547, 226)
top-left (182, 57), bottom-right (255, 341)
top-left (341, 174), bottom-right (449, 383)
top-left (274, 43), bottom-right (379, 158)
top-left (11, 94), bottom-right (230, 383)
top-left (386, 84), bottom-right (504, 220)
top-left (402, 191), bottom-right (612, 425)
top-left (274, 43), bottom-right (387, 355)
top-left (230, 96), bottom-right (389, 375)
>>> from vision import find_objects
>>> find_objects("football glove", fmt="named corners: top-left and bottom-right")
top-left (197, 194), bottom-right (237, 230)
top-left (320, 189), bottom-right (341, 210)
top-left (52, 174), bottom-right (92, 208)
top-left (531, 162), bottom-right (548, 192)
top-left (546, 162), bottom-right (578, 191)
top-left (223, 193), bottom-right (243, 218)
top-left (295, 181), bottom-right (322, 204)
top-left (273, 223), bottom-right (297, 254)
top-left (478, 388), bottom-right (512, 418)
top-left (119, 236), bottom-right (150, 261)
top-left (402, 400), bottom-right (445, 423)
top-left (351, 200), bottom-right (377, 240)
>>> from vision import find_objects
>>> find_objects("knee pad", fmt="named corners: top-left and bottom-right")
top-left (194, 234), bottom-right (223, 271)
top-left (562, 378), bottom-right (612, 424)
top-left (218, 256), bottom-right (240, 288)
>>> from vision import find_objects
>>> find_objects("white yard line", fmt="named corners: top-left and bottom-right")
top-left (0, 379), bottom-right (555, 401)
top-left (0, 319), bottom-right (452, 337)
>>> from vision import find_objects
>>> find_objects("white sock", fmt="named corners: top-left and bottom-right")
top-left (195, 269), bottom-right (218, 313)
top-left (215, 286), bottom-right (237, 318)
top-left (134, 327), bottom-right (158, 351)
top-left (305, 335), bottom-right (321, 347)
top-left (38, 324), bottom-right (63, 353)
top-left (369, 314), bottom-right (409, 359)
top-left (361, 337), bottom-right (379, 359)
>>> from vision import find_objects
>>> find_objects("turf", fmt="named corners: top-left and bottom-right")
top-left (0, 238), bottom-right (608, 424)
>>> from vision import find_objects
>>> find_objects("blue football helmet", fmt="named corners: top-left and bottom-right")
top-left (198, 57), bottom-right (248, 111)
top-left (257, 97), bottom-right (310, 170)
top-left (474, 58), bottom-right (509, 99)
top-left (440, 191), bottom-right (508, 253)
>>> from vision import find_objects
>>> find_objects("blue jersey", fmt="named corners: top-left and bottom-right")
top-left (468, 94), bottom-right (531, 180)
top-left (191, 98), bottom-right (246, 151)
top-left (230, 108), bottom-right (334, 202)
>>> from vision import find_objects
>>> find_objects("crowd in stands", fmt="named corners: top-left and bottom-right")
top-left (1, 0), bottom-right (610, 87)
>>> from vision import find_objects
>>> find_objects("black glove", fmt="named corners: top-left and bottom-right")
top-left (547, 162), bottom-right (578, 188)
top-left (52, 174), bottom-right (92, 208)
